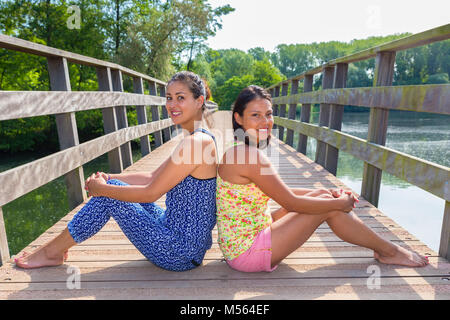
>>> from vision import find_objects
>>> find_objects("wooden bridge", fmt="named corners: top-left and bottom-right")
top-left (0, 24), bottom-right (449, 300)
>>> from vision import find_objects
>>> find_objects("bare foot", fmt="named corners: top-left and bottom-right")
top-left (17, 250), bottom-right (68, 261)
top-left (374, 245), bottom-right (429, 267)
top-left (15, 247), bottom-right (65, 269)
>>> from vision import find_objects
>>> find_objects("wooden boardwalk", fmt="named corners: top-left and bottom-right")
top-left (1, 112), bottom-right (450, 300)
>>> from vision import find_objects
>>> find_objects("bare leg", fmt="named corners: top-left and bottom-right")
top-left (270, 194), bottom-right (429, 268)
top-left (15, 227), bottom-right (76, 269)
top-left (271, 210), bottom-right (330, 267)
top-left (325, 210), bottom-right (428, 267)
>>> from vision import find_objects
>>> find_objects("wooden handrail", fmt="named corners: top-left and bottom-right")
top-left (0, 90), bottom-right (218, 121)
top-left (0, 91), bottom-right (164, 120)
top-left (267, 24), bottom-right (450, 90)
top-left (271, 84), bottom-right (450, 115)
top-left (0, 34), bottom-right (166, 86)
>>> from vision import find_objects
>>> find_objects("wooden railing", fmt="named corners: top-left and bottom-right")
top-left (0, 34), bottom-right (218, 265)
top-left (266, 24), bottom-right (450, 260)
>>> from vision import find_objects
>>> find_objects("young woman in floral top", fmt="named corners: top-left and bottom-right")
top-left (216, 85), bottom-right (429, 272)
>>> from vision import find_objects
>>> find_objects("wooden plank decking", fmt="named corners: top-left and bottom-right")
top-left (1, 113), bottom-right (450, 300)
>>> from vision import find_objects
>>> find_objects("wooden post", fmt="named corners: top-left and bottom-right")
top-left (133, 76), bottom-right (151, 156)
top-left (149, 81), bottom-right (163, 148)
top-left (297, 75), bottom-right (313, 154)
top-left (439, 201), bottom-right (450, 261)
top-left (278, 83), bottom-right (288, 141)
top-left (159, 85), bottom-right (171, 142)
top-left (325, 63), bottom-right (348, 175)
top-left (273, 86), bottom-right (280, 130)
top-left (111, 69), bottom-right (133, 168)
top-left (96, 66), bottom-right (123, 173)
top-left (47, 57), bottom-right (86, 210)
top-left (315, 66), bottom-right (335, 166)
top-left (361, 51), bottom-right (396, 206)
top-left (0, 207), bottom-right (9, 265)
top-left (286, 80), bottom-right (298, 147)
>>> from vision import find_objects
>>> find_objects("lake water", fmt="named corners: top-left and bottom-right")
top-left (1, 110), bottom-right (449, 256)
top-left (292, 110), bottom-right (450, 253)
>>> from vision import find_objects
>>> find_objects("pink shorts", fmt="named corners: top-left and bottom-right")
top-left (226, 226), bottom-right (278, 273)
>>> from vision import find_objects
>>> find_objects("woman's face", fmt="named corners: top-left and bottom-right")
top-left (234, 98), bottom-right (274, 144)
top-left (166, 80), bottom-right (203, 127)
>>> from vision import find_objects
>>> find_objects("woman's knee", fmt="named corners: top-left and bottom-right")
top-left (324, 210), bottom-right (345, 220)
top-left (271, 207), bottom-right (289, 221)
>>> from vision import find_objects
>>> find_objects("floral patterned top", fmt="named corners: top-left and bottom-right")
top-left (216, 141), bottom-right (272, 260)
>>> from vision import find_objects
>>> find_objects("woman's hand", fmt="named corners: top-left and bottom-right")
top-left (97, 171), bottom-right (110, 182)
top-left (85, 172), bottom-right (109, 188)
top-left (337, 191), bottom-right (359, 212)
top-left (85, 172), bottom-right (107, 197)
top-left (329, 188), bottom-right (343, 198)
top-left (316, 188), bottom-right (349, 199)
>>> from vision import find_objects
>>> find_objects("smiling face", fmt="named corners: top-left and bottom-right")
top-left (233, 98), bottom-right (274, 145)
top-left (165, 80), bottom-right (204, 131)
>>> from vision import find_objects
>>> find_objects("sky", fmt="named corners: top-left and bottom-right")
top-left (206, 0), bottom-right (450, 52)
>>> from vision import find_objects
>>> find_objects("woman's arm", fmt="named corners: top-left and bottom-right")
top-left (242, 148), bottom-right (355, 215)
top-left (84, 155), bottom-right (171, 189)
top-left (86, 135), bottom-right (214, 203)
top-left (290, 187), bottom-right (342, 197)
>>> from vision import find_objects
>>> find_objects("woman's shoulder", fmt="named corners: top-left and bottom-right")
top-left (170, 130), bottom-right (216, 167)
top-left (220, 142), bottom-right (269, 166)
top-left (190, 129), bottom-right (216, 146)
top-left (176, 130), bottom-right (215, 149)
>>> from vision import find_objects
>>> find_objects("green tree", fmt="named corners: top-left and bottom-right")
top-left (252, 58), bottom-right (284, 88)
top-left (346, 63), bottom-right (372, 88)
top-left (425, 73), bottom-right (449, 84)
top-left (271, 44), bottom-right (318, 78)
top-left (189, 54), bottom-right (216, 99)
top-left (201, 49), bottom-right (284, 107)
top-left (248, 47), bottom-right (271, 61)
top-left (394, 46), bottom-right (428, 85)
top-left (182, 2), bottom-right (234, 71)
top-left (0, 0), bottom-right (111, 153)
top-left (215, 74), bottom-right (255, 109)
top-left (213, 49), bottom-right (255, 87)
top-left (115, 0), bottom-right (233, 80)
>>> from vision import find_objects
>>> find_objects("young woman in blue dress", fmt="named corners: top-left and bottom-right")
top-left (15, 71), bottom-right (218, 271)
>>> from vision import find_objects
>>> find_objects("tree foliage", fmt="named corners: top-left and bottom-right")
top-left (0, 1), bottom-right (448, 152)
top-left (0, 0), bottom-right (233, 153)
top-left (115, 0), bottom-right (233, 80)
top-left (190, 48), bottom-right (284, 108)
